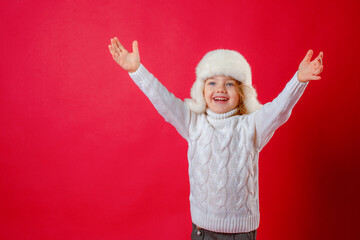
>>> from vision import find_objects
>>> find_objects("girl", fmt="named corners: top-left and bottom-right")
top-left (108, 37), bottom-right (323, 240)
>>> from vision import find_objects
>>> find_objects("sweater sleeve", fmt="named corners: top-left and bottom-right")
top-left (128, 64), bottom-right (191, 140)
top-left (254, 71), bottom-right (308, 151)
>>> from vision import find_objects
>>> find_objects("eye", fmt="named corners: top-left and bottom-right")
top-left (226, 82), bottom-right (235, 87)
top-left (208, 82), bottom-right (216, 86)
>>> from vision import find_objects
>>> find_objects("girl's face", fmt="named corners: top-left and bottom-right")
top-left (204, 76), bottom-right (240, 114)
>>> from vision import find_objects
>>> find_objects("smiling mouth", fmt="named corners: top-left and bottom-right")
top-left (213, 97), bottom-right (229, 102)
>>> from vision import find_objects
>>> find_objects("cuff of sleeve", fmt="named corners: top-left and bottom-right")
top-left (128, 64), bottom-right (153, 89)
top-left (287, 71), bottom-right (309, 93)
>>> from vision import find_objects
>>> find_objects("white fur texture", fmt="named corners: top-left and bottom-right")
top-left (185, 49), bottom-right (262, 114)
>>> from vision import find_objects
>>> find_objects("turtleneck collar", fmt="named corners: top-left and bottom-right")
top-left (206, 108), bottom-right (239, 120)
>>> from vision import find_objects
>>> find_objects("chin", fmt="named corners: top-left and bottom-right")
top-left (213, 108), bottom-right (230, 114)
top-left (216, 110), bottom-right (227, 114)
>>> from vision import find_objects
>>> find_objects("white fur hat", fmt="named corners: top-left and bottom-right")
top-left (185, 49), bottom-right (262, 114)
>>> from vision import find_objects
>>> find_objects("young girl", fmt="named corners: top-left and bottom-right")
top-left (108, 38), bottom-right (323, 240)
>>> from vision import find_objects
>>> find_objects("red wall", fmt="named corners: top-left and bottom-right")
top-left (1, 0), bottom-right (359, 239)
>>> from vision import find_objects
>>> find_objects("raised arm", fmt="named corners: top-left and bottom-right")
top-left (108, 38), bottom-right (191, 139)
top-left (254, 50), bottom-right (324, 150)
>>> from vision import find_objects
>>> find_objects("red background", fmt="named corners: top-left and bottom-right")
top-left (1, 0), bottom-right (359, 239)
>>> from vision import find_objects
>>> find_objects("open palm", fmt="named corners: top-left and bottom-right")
top-left (108, 37), bottom-right (140, 73)
top-left (297, 50), bottom-right (324, 82)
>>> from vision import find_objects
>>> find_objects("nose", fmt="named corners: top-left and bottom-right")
top-left (216, 84), bottom-right (226, 93)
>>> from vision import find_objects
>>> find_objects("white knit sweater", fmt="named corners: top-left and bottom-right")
top-left (129, 64), bottom-right (308, 233)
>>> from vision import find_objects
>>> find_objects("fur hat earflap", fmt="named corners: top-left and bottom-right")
top-left (185, 49), bottom-right (262, 114)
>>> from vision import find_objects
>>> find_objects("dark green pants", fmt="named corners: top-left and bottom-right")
top-left (191, 223), bottom-right (257, 240)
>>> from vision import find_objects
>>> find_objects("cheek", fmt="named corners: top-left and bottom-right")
top-left (228, 89), bottom-right (239, 99)
top-left (203, 88), bottom-right (211, 100)
top-left (230, 91), bottom-right (240, 102)
top-left (204, 93), bottom-right (212, 104)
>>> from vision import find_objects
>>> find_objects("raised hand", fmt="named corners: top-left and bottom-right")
top-left (297, 50), bottom-right (324, 83)
top-left (108, 37), bottom-right (140, 73)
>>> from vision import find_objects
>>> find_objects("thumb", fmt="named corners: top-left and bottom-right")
top-left (132, 40), bottom-right (139, 56)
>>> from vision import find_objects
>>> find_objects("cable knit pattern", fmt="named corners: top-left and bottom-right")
top-left (129, 64), bottom-right (308, 233)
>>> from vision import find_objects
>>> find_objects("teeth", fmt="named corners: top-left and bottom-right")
top-left (214, 97), bottom-right (228, 101)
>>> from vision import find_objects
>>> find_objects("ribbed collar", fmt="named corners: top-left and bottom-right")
top-left (206, 108), bottom-right (239, 120)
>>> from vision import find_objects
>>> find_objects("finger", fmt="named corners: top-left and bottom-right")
top-left (109, 46), bottom-right (119, 61)
top-left (111, 38), bottom-right (117, 48)
top-left (315, 55), bottom-right (323, 66)
top-left (317, 65), bottom-right (324, 74)
top-left (108, 44), bottom-right (114, 54)
top-left (311, 54), bottom-right (323, 67)
top-left (310, 75), bottom-right (321, 80)
top-left (114, 37), bottom-right (126, 51)
top-left (111, 41), bottom-right (121, 55)
top-left (314, 63), bottom-right (323, 72)
top-left (108, 45), bottom-right (117, 56)
top-left (319, 51), bottom-right (324, 65)
top-left (315, 51), bottom-right (323, 61)
top-left (110, 39), bottom-right (116, 51)
top-left (132, 40), bottom-right (139, 56)
top-left (302, 49), bottom-right (313, 63)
